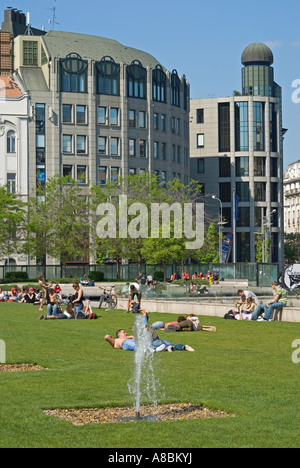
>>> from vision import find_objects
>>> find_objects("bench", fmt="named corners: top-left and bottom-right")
top-left (272, 308), bottom-right (283, 322)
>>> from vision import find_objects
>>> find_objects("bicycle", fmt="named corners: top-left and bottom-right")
top-left (98, 286), bottom-right (118, 309)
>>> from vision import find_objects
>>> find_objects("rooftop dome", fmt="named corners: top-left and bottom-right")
top-left (242, 43), bottom-right (273, 66)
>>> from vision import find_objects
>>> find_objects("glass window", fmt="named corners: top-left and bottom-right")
top-left (76, 105), bottom-right (86, 124)
top-left (77, 166), bottom-right (87, 184)
top-left (111, 167), bottom-right (119, 183)
top-left (7, 173), bottom-right (16, 193)
top-left (60, 53), bottom-right (88, 93)
top-left (235, 102), bottom-right (249, 151)
top-left (23, 41), bottom-right (38, 66)
top-left (197, 109), bottom-right (204, 124)
top-left (218, 103), bottom-right (230, 152)
top-left (36, 134), bottom-right (45, 149)
top-left (236, 157), bottom-right (249, 177)
top-left (237, 207), bottom-right (250, 227)
top-left (154, 142), bottom-right (159, 159)
top-left (63, 104), bottom-right (73, 123)
top-left (152, 65), bottom-right (166, 103)
top-left (77, 135), bottom-right (87, 154)
top-left (129, 110), bottom-right (136, 127)
top-left (219, 182), bottom-right (231, 202)
top-left (236, 182), bottom-right (250, 202)
top-left (98, 137), bottom-right (107, 155)
top-left (270, 103), bottom-right (277, 152)
top-left (154, 113), bottom-right (159, 130)
top-left (138, 111), bottom-right (146, 128)
top-left (98, 166), bottom-right (107, 185)
top-left (110, 137), bottom-right (119, 156)
top-left (127, 60), bottom-right (146, 99)
top-left (129, 139), bottom-right (136, 156)
top-left (253, 102), bottom-right (265, 151)
top-left (254, 157), bottom-right (266, 177)
top-left (110, 108), bottom-right (119, 126)
top-left (271, 158), bottom-right (278, 177)
top-left (63, 135), bottom-right (73, 153)
top-left (219, 157), bottom-right (231, 177)
top-left (162, 143), bottom-right (167, 160)
top-left (139, 140), bottom-right (146, 158)
top-left (96, 56), bottom-right (120, 96)
top-left (237, 232), bottom-right (250, 262)
top-left (98, 107), bottom-right (107, 125)
top-left (63, 165), bottom-right (73, 180)
top-left (197, 134), bottom-right (204, 148)
top-left (254, 182), bottom-right (266, 201)
top-left (171, 69), bottom-right (180, 107)
top-left (7, 130), bottom-right (16, 153)
top-left (161, 115), bottom-right (166, 131)
top-left (197, 158), bottom-right (205, 174)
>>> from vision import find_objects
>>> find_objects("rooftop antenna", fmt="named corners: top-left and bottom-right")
top-left (24, 11), bottom-right (33, 35)
top-left (48, 0), bottom-right (60, 30)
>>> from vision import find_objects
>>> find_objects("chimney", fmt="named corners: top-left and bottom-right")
top-left (3, 8), bottom-right (26, 25)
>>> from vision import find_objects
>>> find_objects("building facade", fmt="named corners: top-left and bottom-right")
top-left (284, 161), bottom-right (300, 234)
top-left (190, 43), bottom-right (285, 268)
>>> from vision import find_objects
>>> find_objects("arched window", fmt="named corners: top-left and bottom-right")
top-left (96, 56), bottom-right (120, 95)
top-left (60, 53), bottom-right (88, 93)
top-left (152, 65), bottom-right (166, 103)
top-left (7, 130), bottom-right (16, 153)
top-left (127, 60), bottom-right (146, 99)
top-left (171, 69), bottom-right (180, 107)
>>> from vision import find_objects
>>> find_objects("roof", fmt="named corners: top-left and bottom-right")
top-left (242, 43), bottom-right (274, 66)
top-left (17, 67), bottom-right (48, 92)
top-left (0, 76), bottom-right (23, 98)
top-left (42, 30), bottom-right (163, 69)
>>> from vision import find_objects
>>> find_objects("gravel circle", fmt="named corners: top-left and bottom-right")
top-left (43, 403), bottom-right (235, 426)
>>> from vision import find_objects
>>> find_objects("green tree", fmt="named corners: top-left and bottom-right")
top-left (0, 186), bottom-right (26, 261)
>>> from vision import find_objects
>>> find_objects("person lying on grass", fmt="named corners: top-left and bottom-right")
top-left (104, 311), bottom-right (195, 353)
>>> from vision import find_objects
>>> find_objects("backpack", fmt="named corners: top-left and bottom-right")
top-left (87, 313), bottom-right (97, 320)
top-left (224, 310), bottom-right (236, 320)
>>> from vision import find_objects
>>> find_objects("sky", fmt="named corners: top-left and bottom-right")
top-left (6, 0), bottom-right (300, 170)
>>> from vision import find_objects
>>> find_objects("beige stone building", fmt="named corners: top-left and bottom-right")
top-left (284, 161), bottom-right (300, 234)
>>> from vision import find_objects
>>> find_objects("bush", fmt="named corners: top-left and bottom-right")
top-left (3, 272), bottom-right (29, 283)
top-left (153, 271), bottom-right (164, 282)
top-left (88, 271), bottom-right (105, 282)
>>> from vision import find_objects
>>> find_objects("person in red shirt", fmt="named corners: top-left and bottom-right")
top-left (184, 271), bottom-right (190, 280)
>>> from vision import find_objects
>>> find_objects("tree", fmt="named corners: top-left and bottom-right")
top-left (24, 176), bottom-right (90, 277)
top-left (0, 186), bottom-right (26, 261)
top-left (284, 233), bottom-right (300, 265)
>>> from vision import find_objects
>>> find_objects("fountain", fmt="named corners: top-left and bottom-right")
top-left (128, 314), bottom-right (161, 421)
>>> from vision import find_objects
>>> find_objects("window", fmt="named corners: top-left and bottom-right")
top-left (177, 146), bottom-right (181, 162)
top-left (270, 103), bottom-right (277, 152)
top-left (219, 157), bottom-right (231, 177)
top-left (98, 166), bottom-right (107, 185)
top-left (129, 110), bottom-right (136, 127)
top-left (138, 111), bottom-right (146, 128)
top-left (171, 70), bottom-right (180, 107)
top-left (63, 165), bottom-right (73, 181)
top-left (197, 109), bottom-right (204, 124)
top-left (197, 134), bottom-right (204, 148)
top-left (152, 65), bottom-right (166, 102)
top-left (154, 142), bottom-right (159, 159)
top-left (96, 56), bottom-right (120, 96)
top-left (253, 102), bottom-right (265, 151)
top-left (76, 105), bottom-right (87, 124)
top-left (127, 60), bottom-right (146, 99)
top-left (236, 157), bottom-right (249, 177)
top-left (235, 102), bottom-right (249, 151)
top-left (63, 105), bottom-right (73, 123)
top-left (110, 108), bottom-right (119, 126)
top-left (77, 135), bottom-right (87, 154)
top-left (36, 134), bottom-right (45, 149)
top-left (77, 166), bottom-right (87, 184)
top-left (161, 115), bottom-right (166, 131)
top-left (7, 174), bottom-right (16, 193)
top-left (237, 207), bottom-right (250, 227)
top-left (139, 140), bottom-right (146, 158)
top-left (236, 182), bottom-right (250, 202)
top-left (162, 143), bottom-right (167, 160)
top-left (7, 130), bottom-right (16, 153)
top-left (219, 182), bottom-right (231, 202)
top-left (23, 41), bottom-right (38, 66)
top-left (129, 168), bottom-right (137, 176)
top-left (254, 157), bottom-right (266, 177)
top-left (218, 103), bottom-right (230, 152)
top-left (154, 113), bottom-right (159, 130)
top-left (129, 139), bottom-right (136, 157)
top-left (60, 53), bottom-right (88, 93)
top-left (98, 137), bottom-right (107, 155)
top-left (111, 167), bottom-right (120, 183)
top-left (110, 137), bottom-right (119, 156)
top-left (98, 107), bottom-right (107, 125)
top-left (254, 182), bottom-right (266, 201)
top-left (63, 135), bottom-right (73, 153)
top-left (197, 158), bottom-right (205, 174)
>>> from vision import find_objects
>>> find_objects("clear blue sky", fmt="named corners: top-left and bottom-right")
top-left (9, 0), bottom-right (300, 169)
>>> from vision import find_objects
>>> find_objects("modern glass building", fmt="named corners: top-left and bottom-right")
top-left (190, 43), bottom-right (285, 269)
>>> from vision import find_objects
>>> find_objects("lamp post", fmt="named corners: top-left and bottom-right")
top-left (212, 195), bottom-right (224, 263)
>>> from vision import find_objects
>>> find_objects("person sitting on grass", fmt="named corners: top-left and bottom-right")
top-left (39, 302), bottom-right (75, 320)
top-left (104, 311), bottom-right (194, 353)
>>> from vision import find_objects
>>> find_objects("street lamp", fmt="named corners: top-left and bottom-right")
top-left (262, 209), bottom-right (277, 263)
top-left (212, 195), bottom-right (227, 263)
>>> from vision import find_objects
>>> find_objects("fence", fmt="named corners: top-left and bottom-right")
top-left (0, 262), bottom-right (279, 287)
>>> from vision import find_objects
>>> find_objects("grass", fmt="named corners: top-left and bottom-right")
top-left (0, 302), bottom-right (300, 448)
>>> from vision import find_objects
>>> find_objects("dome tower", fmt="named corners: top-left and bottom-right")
top-left (241, 43), bottom-right (274, 96)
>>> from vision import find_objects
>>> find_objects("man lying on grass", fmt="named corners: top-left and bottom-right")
top-left (104, 311), bottom-right (195, 353)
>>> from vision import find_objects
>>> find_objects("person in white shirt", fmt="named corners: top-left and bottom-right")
top-left (126, 282), bottom-right (141, 313)
top-left (237, 289), bottom-right (260, 306)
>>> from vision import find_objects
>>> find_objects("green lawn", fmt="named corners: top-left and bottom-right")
top-left (0, 302), bottom-right (299, 448)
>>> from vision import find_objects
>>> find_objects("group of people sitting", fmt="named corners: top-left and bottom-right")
top-left (228, 282), bottom-right (287, 321)
top-left (0, 285), bottom-right (43, 304)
